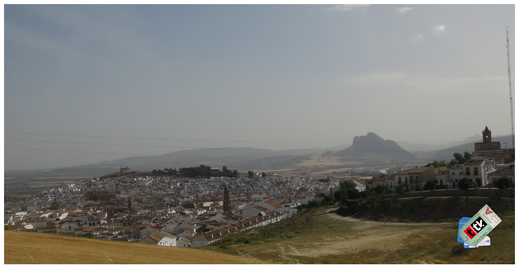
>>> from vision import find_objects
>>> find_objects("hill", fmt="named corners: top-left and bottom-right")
top-left (4, 231), bottom-right (258, 264)
top-left (398, 134), bottom-right (481, 153)
top-left (3, 147), bottom-right (285, 180)
top-left (207, 201), bottom-right (514, 264)
top-left (335, 132), bottom-right (418, 162)
top-left (413, 135), bottom-right (514, 161)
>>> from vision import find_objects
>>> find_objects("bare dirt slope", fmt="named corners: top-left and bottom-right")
top-left (286, 208), bottom-right (457, 258)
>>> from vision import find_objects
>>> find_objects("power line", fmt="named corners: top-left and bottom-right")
top-left (4, 138), bottom-right (344, 152)
top-left (5, 131), bottom-right (339, 144)
top-left (488, 100), bottom-right (511, 126)
top-left (5, 147), bottom-right (150, 156)
top-left (459, 42), bottom-right (506, 141)
top-left (4, 145), bottom-right (469, 158)
top-left (5, 131), bottom-right (469, 144)
top-left (4, 138), bottom-right (202, 150)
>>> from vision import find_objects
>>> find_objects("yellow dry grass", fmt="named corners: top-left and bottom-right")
top-left (295, 154), bottom-right (345, 167)
top-left (4, 231), bottom-right (259, 264)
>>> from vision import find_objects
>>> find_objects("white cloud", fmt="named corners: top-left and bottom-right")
top-left (413, 33), bottom-right (424, 43)
top-left (434, 25), bottom-right (446, 35)
top-left (395, 7), bottom-right (417, 14)
top-left (327, 4), bottom-right (370, 12)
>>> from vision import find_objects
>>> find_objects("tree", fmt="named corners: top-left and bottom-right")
top-left (248, 171), bottom-right (254, 178)
top-left (307, 200), bottom-right (321, 209)
top-left (402, 182), bottom-right (410, 192)
top-left (334, 190), bottom-right (341, 202)
top-left (222, 166), bottom-right (229, 172)
top-left (458, 178), bottom-right (471, 203)
top-left (395, 184), bottom-right (405, 195)
top-left (424, 179), bottom-right (438, 191)
top-left (323, 195), bottom-right (335, 205)
top-left (261, 172), bottom-right (267, 177)
top-left (373, 185), bottom-right (387, 195)
top-left (494, 176), bottom-right (511, 202)
top-left (494, 176), bottom-right (511, 190)
top-left (336, 179), bottom-right (357, 204)
top-left (347, 189), bottom-right (361, 199)
top-left (360, 188), bottom-right (374, 198)
top-left (81, 232), bottom-right (94, 239)
top-left (340, 179), bottom-right (357, 191)
top-left (232, 170), bottom-right (239, 177)
top-left (428, 160), bottom-right (448, 168)
top-left (450, 152), bottom-right (472, 165)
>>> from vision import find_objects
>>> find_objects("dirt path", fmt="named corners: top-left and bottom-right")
top-left (285, 207), bottom-right (457, 258)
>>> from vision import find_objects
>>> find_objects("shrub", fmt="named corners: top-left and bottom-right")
top-left (494, 176), bottom-right (511, 190)
top-left (396, 184), bottom-right (405, 195)
top-left (347, 189), bottom-right (361, 199)
top-left (81, 232), bottom-right (94, 239)
top-left (424, 180), bottom-right (438, 191)
top-left (347, 199), bottom-right (362, 214)
top-left (307, 200), bottom-right (321, 209)
top-left (451, 243), bottom-right (465, 256)
top-left (374, 185), bottom-right (387, 195)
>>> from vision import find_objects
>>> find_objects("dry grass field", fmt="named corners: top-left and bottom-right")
top-left (295, 154), bottom-right (346, 167)
top-left (4, 231), bottom-right (259, 264)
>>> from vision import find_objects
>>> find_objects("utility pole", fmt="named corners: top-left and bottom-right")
top-left (506, 27), bottom-right (515, 148)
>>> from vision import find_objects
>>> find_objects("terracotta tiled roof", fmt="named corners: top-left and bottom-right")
top-left (464, 159), bottom-right (485, 166)
top-left (406, 167), bottom-right (434, 174)
top-left (473, 150), bottom-right (510, 159)
top-left (180, 223), bottom-right (195, 229)
top-left (146, 231), bottom-right (176, 243)
top-left (248, 206), bottom-right (269, 212)
top-left (450, 164), bottom-right (463, 170)
top-left (263, 199), bottom-right (282, 208)
top-left (488, 167), bottom-right (515, 176)
top-left (190, 234), bottom-right (209, 241)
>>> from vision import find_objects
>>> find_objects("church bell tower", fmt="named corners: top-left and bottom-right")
top-left (482, 126), bottom-right (492, 143)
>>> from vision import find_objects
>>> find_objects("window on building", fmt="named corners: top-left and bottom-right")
top-left (465, 168), bottom-right (470, 175)
top-left (474, 167), bottom-right (479, 175)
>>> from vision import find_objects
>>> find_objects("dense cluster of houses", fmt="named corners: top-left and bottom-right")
top-left (4, 172), bottom-right (343, 247)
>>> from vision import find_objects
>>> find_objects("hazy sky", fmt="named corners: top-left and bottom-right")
top-left (3, 4), bottom-right (516, 171)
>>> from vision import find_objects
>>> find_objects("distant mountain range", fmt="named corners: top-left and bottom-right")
top-left (412, 135), bottom-right (514, 162)
top-left (5, 133), bottom-right (512, 180)
top-left (398, 134), bottom-right (481, 153)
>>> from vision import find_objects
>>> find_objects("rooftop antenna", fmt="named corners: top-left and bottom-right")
top-left (506, 26), bottom-right (515, 148)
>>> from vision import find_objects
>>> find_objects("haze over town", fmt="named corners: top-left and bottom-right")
top-left (4, 4), bottom-right (515, 171)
